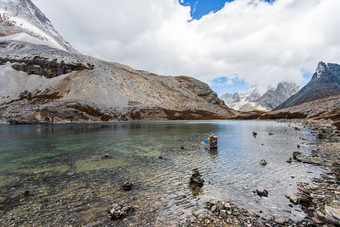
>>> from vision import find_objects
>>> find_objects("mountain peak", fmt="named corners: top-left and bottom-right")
top-left (314, 61), bottom-right (328, 79)
top-left (0, 0), bottom-right (78, 53)
top-left (276, 62), bottom-right (340, 110)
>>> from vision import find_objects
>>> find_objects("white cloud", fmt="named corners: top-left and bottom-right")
top-left (32, 0), bottom-right (340, 90)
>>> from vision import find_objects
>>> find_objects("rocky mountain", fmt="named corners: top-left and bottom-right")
top-left (232, 95), bottom-right (340, 129)
top-left (0, 0), bottom-right (234, 123)
top-left (0, 0), bottom-right (77, 53)
top-left (220, 85), bottom-right (261, 110)
top-left (220, 82), bottom-right (300, 112)
top-left (276, 62), bottom-right (340, 110)
top-left (240, 82), bottom-right (300, 111)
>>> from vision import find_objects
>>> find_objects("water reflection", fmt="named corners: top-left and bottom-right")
top-left (0, 121), bottom-right (321, 226)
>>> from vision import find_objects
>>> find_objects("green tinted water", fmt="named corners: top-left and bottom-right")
top-left (0, 121), bottom-right (321, 226)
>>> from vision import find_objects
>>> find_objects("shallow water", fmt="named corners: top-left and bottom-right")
top-left (0, 121), bottom-right (321, 226)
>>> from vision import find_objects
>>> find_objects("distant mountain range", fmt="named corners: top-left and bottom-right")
top-left (0, 0), bottom-right (234, 123)
top-left (220, 82), bottom-right (300, 112)
top-left (230, 62), bottom-right (340, 128)
top-left (276, 62), bottom-right (340, 110)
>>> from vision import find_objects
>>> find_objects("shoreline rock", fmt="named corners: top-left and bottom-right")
top-left (185, 119), bottom-right (340, 226)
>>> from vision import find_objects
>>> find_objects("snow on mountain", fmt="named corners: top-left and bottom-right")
top-left (0, 0), bottom-right (77, 53)
top-left (0, 0), bottom-right (235, 123)
top-left (276, 62), bottom-right (340, 110)
top-left (221, 82), bottom-right (300, 112)
top-left (220, 85), bottom-right (262, 110)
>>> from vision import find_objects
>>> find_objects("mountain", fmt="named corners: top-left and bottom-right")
top-left (0, 0), bottom-right (77, 53)
top-left (276, 62), bottom-right (340, 110)
top-left (231, 95), bottom-right (340, 128)
top-left (240, 82), bottom-right (300, 111)
top-left (220, 85), bottom-right (261, 110)
top-left (220, 82), bottom-right (300, 112)
top-left (0, 0), bottom-right (234, 123)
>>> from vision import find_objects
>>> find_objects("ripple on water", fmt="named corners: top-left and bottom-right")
top-left (0, 121), bottom-right (322, 225)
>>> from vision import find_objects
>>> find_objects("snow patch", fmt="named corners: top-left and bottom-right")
top-left (8, 17), bottom-right (67, 52)
top-left (0, 33), bottom-right (66, 51)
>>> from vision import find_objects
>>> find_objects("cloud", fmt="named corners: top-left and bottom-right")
top-left (31, 0), bottom-right (340, 91)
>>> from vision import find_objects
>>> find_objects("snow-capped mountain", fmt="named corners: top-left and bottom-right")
top-left (276, 62), bottom-right (340, 110)
top-left (221, 82), bottom-right (300, 112)
top-left (0, 0), bottom-right (77, 53)
top-left (220, 85), bottom-right (261, 110)
top-left (220, 85), bottom-right (262, 111)
top-left (0, 0), bottom-right (234, 123)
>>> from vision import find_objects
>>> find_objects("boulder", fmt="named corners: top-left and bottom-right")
top-left (108, 203), bottom-right (134, 220)
top-left (122, 182), bottom-right (133, 191)
top-left (256, 189), bottom-right (268, 197)
top-left (259, 159), bottom-right (267, 166)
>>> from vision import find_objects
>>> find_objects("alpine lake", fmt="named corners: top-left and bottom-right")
top-left (0, 120), bottom-right (322, 226)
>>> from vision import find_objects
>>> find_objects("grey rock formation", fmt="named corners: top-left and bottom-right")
top-left (276, 62), bottom-right (340, 110)
top-left (221, 82), bottom-right (300, 112)
top-left (0, 0), bottom-right (78, 53)
top-left (252, 82), bottom-right (300, 110)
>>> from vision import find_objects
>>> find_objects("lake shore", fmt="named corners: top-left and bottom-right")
top-left (184, 119), bottom-right (340, 226)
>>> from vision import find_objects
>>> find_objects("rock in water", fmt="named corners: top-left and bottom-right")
top-left (122, 182), bottom-right (133, 191)
top-left (190, 168), bottom-right (204, 186)
top-left (108, 203), bottom-right (134, 220)
top-left (293, 151), bottom-right (302, 160)
top-left (189, 168), bottom-right (204, 196)
top-left (256, 189), bottom-right (268, 197)
top-left (259, 159), bottom-right (267, 166)
top-left (209, 135), bottom-right (218, 150)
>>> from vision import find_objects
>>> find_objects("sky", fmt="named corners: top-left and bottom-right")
top-left (31, 0), bottom-right (340, 96)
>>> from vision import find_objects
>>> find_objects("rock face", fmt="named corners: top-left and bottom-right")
top-left (252, 82), bottom-right (300, 110)
top-left (276, 62), bottom-right (340, 110)
top-left (0, 0), bottom-right (77, 53)
top-left (232, 95), bottom-right (340, 129)
top-left (221, 82), bottom-right (300, 112)
top-left (0, 1), bottom-right (234, 123)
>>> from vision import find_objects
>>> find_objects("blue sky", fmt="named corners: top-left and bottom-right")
top-left (179, 0), bottom-right (274, 20)
top-left (178, 0), bottom-right (312, 96)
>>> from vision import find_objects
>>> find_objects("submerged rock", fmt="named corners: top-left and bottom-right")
top-left (256, 189), bottom-right (268, 197)
top-left (259, 159), bottom-right (267, 166)
top-left (22, 191), bottom-right (30, 197)
top-left (293, 151), bottom-right (302, 160)
top-left (189, 168), bottom-right (204, 196)
top-left (122, 182), bottom-right (133, 191)
top-left (108, 203), bottom-right (134, 220)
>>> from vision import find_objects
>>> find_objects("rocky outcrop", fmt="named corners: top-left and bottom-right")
top-left (255, 82), bottom-right (300, 110)
top-left (231, 94), bottom-right (340, 129)
top-left (0, 0), bottom-right (235, 123)
top-left (0, 0), bottom-right (78, 53)
top-left (0, 56), bottom-right (94, 78)
top-left (0, 50), bottom-right (234, 122)
top-left (276, 62), bottom-right (340, 110)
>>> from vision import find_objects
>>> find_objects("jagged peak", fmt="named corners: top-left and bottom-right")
top-left (0, 0), bottom-right (78, 53)
top-left (315, 61), bottom-right (327, 78)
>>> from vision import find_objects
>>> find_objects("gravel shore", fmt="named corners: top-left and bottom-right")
top-left (185, 119), bottom-right (340, 227)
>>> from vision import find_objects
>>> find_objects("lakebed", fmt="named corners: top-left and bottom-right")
top-left (0, 120), bottom-right (337, 226)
